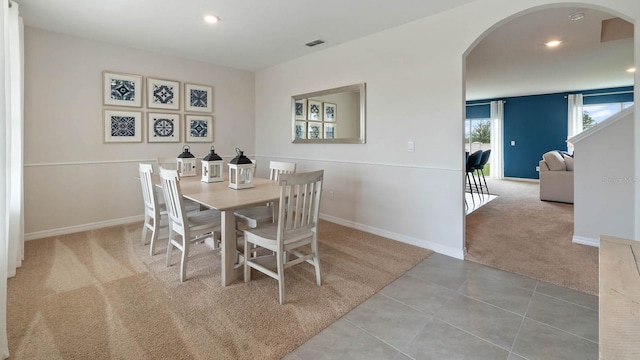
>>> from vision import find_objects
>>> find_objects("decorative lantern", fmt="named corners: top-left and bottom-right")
top-left (228, 148), bottom-right (254, 189)
top-left (176, 145), bottom-right (197, 177)
top-left (201, 146), bottom-right (224, 183)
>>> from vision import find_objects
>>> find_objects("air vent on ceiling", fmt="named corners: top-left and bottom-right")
top-left (601, 17), bottom-right (633, 42)
top-left (305, 39), bottom-right (325, 47)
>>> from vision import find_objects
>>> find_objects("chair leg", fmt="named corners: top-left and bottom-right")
top-left (466, 172), bottom-right (474, 195)
top-left (180, 240), bottom-right (189, 282)
top-left (141, 216), bottom-right (149, 245)
top-left (474, 170), bottom-right (484, 195)
top-left (480, 169), bottom-right (489, 194)
top-left (311, 239), bottom-right (322, 286)
top-left (277, 251), bottom-right (285, 305)
top-left (166, 236), bottom-right (174, 267)
top-left (149, 219), bottom-right (159, 256)
top-left (244, 239), bottom-right (251, 282)
top-left (471, 171), bottom-right (481, 193)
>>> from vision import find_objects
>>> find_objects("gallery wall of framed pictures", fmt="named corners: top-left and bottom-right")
top-left (294, 98), bottom-right (337, 140)
top-left (102, 70), bottom-right (215, 143)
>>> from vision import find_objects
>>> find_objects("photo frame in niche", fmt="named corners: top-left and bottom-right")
top-left (185, 83), bottom-right (213, 113)
top-left (323, 102), bottom-right (336, 122)
top-left (324, 123), bottom-right (336, 139)
top-left (147, 113), bottom-right (180, 143)
top-left (147, 78), bottom-right (180, 110)
top-left (104, 109), bottom-right (142, 143)
top-left (103, 71), bottom-right (143, 107)
top-left (307, 100), bottom-right (322, 121)
top-left (308, 122), bottom-right (323, 139)
top-left (185, 114), bottom-right (213, 142)
top-left (295, 99), bottom-right (307, 120)
top-left (295, 121), bottom-right (307, 139)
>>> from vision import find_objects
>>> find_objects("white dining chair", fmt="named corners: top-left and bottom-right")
top-left (159, 168), bottom-right (222, 282)
top-left (243, 170), bottom-right (324, 304)
top-left (234, 161), bottom-right (296, 228)
top-left (139, 163), bottom-right (168, 256)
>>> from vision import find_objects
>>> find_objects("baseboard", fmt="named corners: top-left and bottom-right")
top-left (572, 235), bottom-right (600, 247)
top-left (25, 215), bottom-right (145, 241)
top-left (319, 213), bottom-right (464, 259)
top-left (502, 177), bottom-right (540, 183)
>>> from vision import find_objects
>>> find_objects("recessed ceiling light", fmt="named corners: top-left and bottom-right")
top-left (204, 15), bottom-right (220, 24)
top-left (627, 67), bottom-right (636, 73)
top-left (545, 40), bottom-right (562, 47)
top-left (569, 11), bottom-right (585, 21)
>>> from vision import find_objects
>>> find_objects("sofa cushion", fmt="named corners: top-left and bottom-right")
top-left (542, 151), bottom-right (566, 171)
top-left (563, 154), bottom-right (574, 171)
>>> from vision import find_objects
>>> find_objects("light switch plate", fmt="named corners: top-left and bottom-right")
top-left (511, 140), bottom-right (516, 146)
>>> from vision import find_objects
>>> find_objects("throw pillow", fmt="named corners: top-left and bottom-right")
top-left (563, 154), bottom-right (574, 171)
top-left (543, 151), bottom-right (566, 171)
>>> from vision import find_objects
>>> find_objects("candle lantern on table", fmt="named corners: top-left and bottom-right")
top-left (176, 145), bottom-right (197, 177)
top-left (201, 146), bottom-right (224, 183)
top-left (228, 147), bottom-right (254, 189)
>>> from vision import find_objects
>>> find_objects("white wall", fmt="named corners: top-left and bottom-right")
top-left (573, 108), bottom-right (636, 245)
top-left (24, 27), bottom-right (255, 237)
top-left (255, 0), bottom-right (640, 258)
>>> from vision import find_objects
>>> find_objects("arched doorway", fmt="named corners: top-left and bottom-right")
top-left (461, 4), bottom-right (635, 292)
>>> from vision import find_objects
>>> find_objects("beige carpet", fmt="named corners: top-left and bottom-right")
top-left (465, 179), bottom-right (599, 295)
top-left (7, 220), bottom-right (431, 359)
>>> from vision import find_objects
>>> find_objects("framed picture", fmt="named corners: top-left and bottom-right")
top-left (185, 83), bottom-right (213, 113)
top-left (295, 121), bottom-right (307, 139)
top-left (307, 100), bottom-right (322, 121)
top-left (295, 99), bottom-right (307, 120)
top-left (147, 78), bottom-right (180, 110)
top-left (147, 113), bottom-right (180, 143)
top-left (103, 71), bottom-right (143, 107)
top-left (104, 109), bottom-right (142, 142)
top-left (323, 102), bottom-right (336, 122)
top-left (185, 114), bottom-right (213, 142)
top-left (308, 122), bottom-right (323, 139)
top-left (324, 123), bottom-right (336, 139)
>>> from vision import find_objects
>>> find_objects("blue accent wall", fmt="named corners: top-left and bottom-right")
top-left (503, 93), bottom-right (568, 179)
top-left (465, 86), bottom-right (634, 179)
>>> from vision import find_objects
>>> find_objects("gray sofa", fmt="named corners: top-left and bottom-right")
top-left (539, 150), bottom-right (574, 203)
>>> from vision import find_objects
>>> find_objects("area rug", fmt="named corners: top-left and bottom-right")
top-left (465, 179), bottom-right (599, 295)
top-left (7, 220), bottom-right (431, 359)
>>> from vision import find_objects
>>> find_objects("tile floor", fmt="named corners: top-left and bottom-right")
top-left (284, 253), bottom-right (598, 360)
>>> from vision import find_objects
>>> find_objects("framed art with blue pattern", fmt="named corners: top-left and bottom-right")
top-left (147, 113), bottom-right (180, 143)
top-left (147, 78), bottom-right (180, 110)
top-left (307, 100), bottom-right (322, 121)
top-left (103, 71), bottom-right (143, 107)
top-left (323, 103), bottom-right (336, 122)
top-left (185, 114), bottom-right (213, 142)
top-left (294, 121), bottom-right (307, 139)
top-left (295, 99), bottom-right (307, 120)
top-left (307, 122), bottom-right (323, 139)
top-left (103, 109), bottom-right (142, 142)
top-left (185, 83), bottom-right (213, 113)
top-left (324, 123), bottom-right (336, 139)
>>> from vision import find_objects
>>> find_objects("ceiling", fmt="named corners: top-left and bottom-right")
top-left (15, 1), bottom-right (635, 100)
top-left (465, 7), bottom-right (635, 100)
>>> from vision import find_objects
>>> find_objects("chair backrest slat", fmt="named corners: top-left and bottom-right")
top-left (159, 168), bottom-right (187, 237)
top-left (139, 163), bottom-right (157, 215)
top-left (277, 170), bottom-right (324, 242)
top-left (269, 161), bottom-right (296, 181)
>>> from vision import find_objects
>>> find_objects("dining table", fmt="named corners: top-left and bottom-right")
top-left (154, 175), bottom-right (280, 286)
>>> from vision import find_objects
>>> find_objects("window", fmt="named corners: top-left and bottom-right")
top-left (582, 101), bottom-right (634, 130)
top-left (465, 118), bottom-right (491, 175)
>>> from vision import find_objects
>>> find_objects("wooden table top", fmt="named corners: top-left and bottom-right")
top-left (156, 176), bottom-right (280, 212)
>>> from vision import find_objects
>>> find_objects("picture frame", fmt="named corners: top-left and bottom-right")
top-left (147, 78), bottom-right (180, 110)
top-left (185, 83), bottom-right (213, 113)
top-left (103, 71), bottom-right (143, 107)
top-left (104, 109), bottom-right (142, 143)
top-left (323, 102), bottom-right (337, 122)
top-left (307, 100), bottom-right (322, 121)
top-left (147, 113), bottom-right (180, 143)
top-left (308, 122), bottom-right (323, 139)
top-left (324, 123), bottom-right (336, 139)
top-left (295, 121), bottom-right (307, 139)
top-left (185, 114), bottom-right (213, 142)
top-left (295, 99), bottom-right (307, 120)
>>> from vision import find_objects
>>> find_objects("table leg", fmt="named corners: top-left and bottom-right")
top-left (221, 210), bottom-right (238, 286)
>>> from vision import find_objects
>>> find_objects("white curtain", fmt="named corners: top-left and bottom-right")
top-left (490, 100), bottom-right (504, 179)
top-left (567, 94), bottom-right (583, 152)
top-left (1, 1), bottom-right (24, 358)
